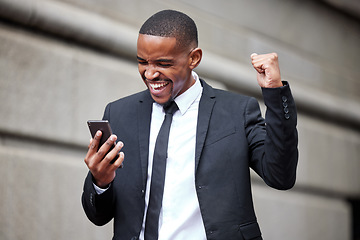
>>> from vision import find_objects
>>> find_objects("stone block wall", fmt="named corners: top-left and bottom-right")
top-left (0, 0), bottom-right (359, 239)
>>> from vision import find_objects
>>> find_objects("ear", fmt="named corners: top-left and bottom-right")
top-left (189, 48), bottom-right (202, 70)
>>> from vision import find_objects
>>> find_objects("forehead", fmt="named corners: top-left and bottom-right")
top-left (137, 34), bottom-right (182, 58)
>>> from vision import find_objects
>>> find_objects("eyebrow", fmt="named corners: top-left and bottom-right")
top-left (136, 56), bottom-right (146, 61)
top-left (136, 56), bottom-right (174, 63)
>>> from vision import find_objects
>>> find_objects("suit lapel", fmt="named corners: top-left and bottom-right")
top-left (136, 80), bottom-right (216, 181)
top-left (137, 90), bottom-right (154, 189)
top-left (195, 80), bottom-right (216, 172)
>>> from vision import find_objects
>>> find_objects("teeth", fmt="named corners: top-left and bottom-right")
top-left (150, 82), bottom-right (168, 90)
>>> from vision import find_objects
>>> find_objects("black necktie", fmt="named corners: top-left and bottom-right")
top-left (144, 101), bottom-right (178, 240)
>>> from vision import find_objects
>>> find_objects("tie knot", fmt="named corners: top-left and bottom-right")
top-left (163, 101), bottom-right (178, 115)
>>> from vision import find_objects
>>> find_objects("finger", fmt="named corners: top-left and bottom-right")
top-left (87, 137), bottom-right (93, 149)
top-left (252, 62), bottom-right (266, 74)
top-left (251, 53), bottom-right (277, 62)
top-left (106, 140), bottom-right (123, 162)
top-left (85, 138), bottom-right (93, 163)
top-left (85, 131), bottom-right (102, 163)
top-left (252, 53), bottom-right (280, 74)
top-left (112, 151), bottom-right (125, 169)
top-left (251, 53), bottom-right (267, 73)
top-left (85, 131), bottom-right (102, 159)
top-left (90, 131), bottom-right (102, 151)
top-left (105, 141), bottom-right (124, 167)
top-left (97, 134), bottom-right (118, 159)
top-left (252, 53), bottom-right (278, 65)
top-left (252, 56), bottom-right (269, 67)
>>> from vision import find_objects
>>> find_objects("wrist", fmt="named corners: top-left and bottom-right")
top-left (91, 174), bottom-right (111, 189)
top-left (93, 182), bottom-right (111, 194)
top-left (95, 181), bottom-right (110, 189)
top-left (264, 80), bottom-right (283, 88)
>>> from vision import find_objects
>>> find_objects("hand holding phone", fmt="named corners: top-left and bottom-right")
top-left (87, 120), bottom-right (115, 153)
top-left (85, 120), bottom-right (124, 188)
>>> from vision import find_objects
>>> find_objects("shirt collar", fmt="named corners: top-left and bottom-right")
top-left (174, 71), bottom-right (203, 116)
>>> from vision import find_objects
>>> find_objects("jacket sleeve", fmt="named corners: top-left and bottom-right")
top-left (245, 82), bottom-right (298, 190)
top-left (81, 171), bottom-right (116, 226)
top-left (81, 103), bottom-right (116, 225)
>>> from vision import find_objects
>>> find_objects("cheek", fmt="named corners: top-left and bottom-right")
top-left (171, 77), bottom-right (186, 94)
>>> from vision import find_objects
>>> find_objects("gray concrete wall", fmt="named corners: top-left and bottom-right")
top-left (0, 0), bottom-right (359, 239)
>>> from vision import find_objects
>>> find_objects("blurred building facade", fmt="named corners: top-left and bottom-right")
top-left (0, 0), bottom-right (359, 239)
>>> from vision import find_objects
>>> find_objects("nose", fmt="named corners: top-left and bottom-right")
top-left (144, 65), bottom-right (160, 80)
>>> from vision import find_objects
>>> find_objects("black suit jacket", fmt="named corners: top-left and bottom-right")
top-left (82, 79), bottom-right (298, 240)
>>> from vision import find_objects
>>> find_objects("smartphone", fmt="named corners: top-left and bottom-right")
top-left (87, 120), bottom-right (115, 153)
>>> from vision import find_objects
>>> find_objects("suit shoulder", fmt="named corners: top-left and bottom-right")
top-left (103, 89), bottom-right (150, 120)
top-left (107, 89), bottom-right (150, 107)
top-left (201, 79), bottom-right (253, 101)
top-left (214, 88), bottom-right (249, 99)
top-left (211, 87), bottom-right (256, 108)
top-left (201, 79), bottom-right (257, 110)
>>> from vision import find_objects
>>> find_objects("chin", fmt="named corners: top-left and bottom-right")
top-left (151, 95), bottom-right (171, 106)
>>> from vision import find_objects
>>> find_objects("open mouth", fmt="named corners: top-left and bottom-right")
top-left (148, 81), bottom-right (170, 93)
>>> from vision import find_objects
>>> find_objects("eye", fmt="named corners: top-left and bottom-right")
top-left (157, 62), bottom-right (173, 68)
top-left (158, 63), bottom-right (172, 67)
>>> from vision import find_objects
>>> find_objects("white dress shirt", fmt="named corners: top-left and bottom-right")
top-left (139, 71), bottom-right (206, 240)
top-left (94, 72), bottom-right (206, 240)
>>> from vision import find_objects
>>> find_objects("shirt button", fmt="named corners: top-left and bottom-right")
top-left (285, 113), bottom-right (290, 119)
top-left (282, 96), bottom-right (288, 102)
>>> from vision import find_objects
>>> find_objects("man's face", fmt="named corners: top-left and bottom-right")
top-left (137, 34), bottom-right (195, 105)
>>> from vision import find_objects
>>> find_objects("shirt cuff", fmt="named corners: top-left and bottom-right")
top-left (93, 183), bottom-right (110, 195)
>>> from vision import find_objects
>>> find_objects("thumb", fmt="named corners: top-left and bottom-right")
top-left (250, 53), bottom-right (258, 59)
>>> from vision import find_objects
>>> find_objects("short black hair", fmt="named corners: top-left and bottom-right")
top-left (139, 10), bottom-right (198, 49)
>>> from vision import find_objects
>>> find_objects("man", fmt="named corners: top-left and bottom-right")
top-left (82, 9), bottom-right (298, 240)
